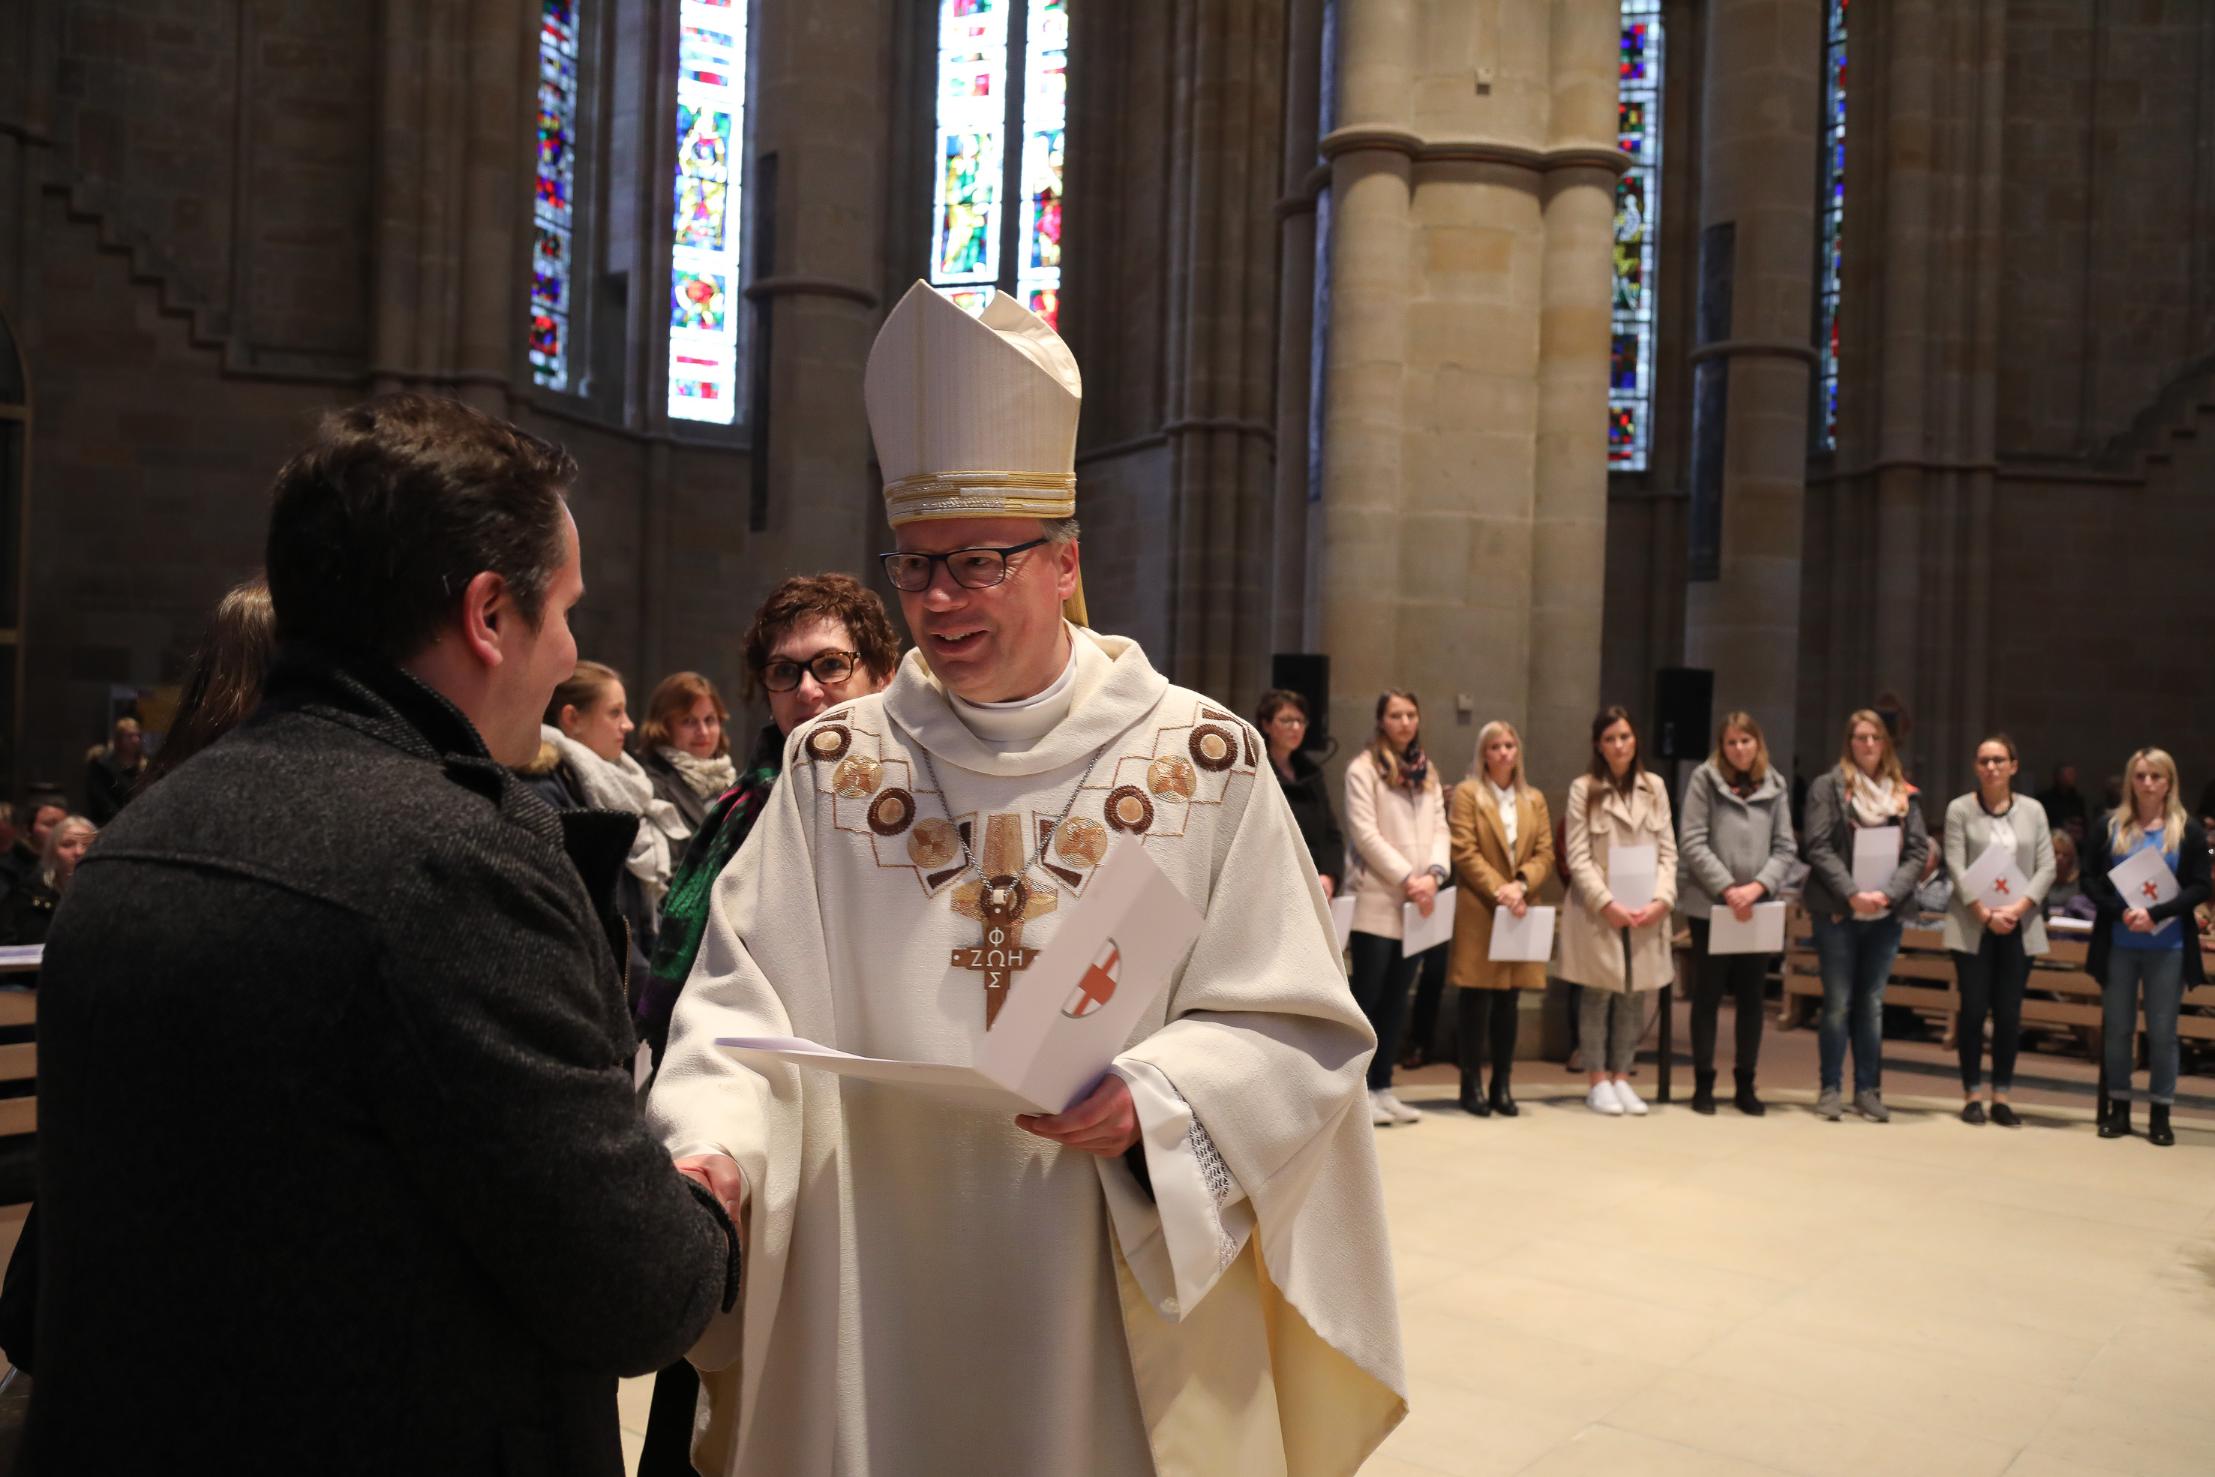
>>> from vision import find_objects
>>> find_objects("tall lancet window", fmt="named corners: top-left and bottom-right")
top-left (1814, 0), bottom-right (1847, 450)
top-left (531, 0), bottom-right (582, 392)
top-left (668, 0), bottom-right (750, 423)
top-left (1610, 0), bottom-right (1663, 473)
top-left (928, 0), bottom-right (1067, 328)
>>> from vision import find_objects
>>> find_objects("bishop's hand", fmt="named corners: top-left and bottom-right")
top-left (676, 1152), bottom-right (750, 1253)
top-left (1018, 1073), bottom-right (1140, 1158)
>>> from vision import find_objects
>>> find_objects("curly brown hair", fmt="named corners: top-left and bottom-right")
top-left (741, 573), bottom-right (902, 699)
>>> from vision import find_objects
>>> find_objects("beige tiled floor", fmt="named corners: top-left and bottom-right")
top-left (622, 1083), bottom-right (2215, 1476)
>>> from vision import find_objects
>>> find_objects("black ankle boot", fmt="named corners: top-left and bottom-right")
top-left (1691, 1070), bottom-right (1717, 1116)
top-left (2149, 1103), bottom-right (2174, 1147)
top-left (1733, 1070), bottom-right (1766, 1116)
top-left (1459, 1070), bottom-right (1490, 1116)
top-left (2100, 1098), bottom-right (2132, 1139)
top-left (1489, 1070), bottom-right (1518, 1118)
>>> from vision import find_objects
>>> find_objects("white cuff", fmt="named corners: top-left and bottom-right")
top-left (1095, 1060), bottom-right (1252, 1323)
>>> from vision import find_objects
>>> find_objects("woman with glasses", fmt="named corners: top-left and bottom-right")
top-left (1255, 689), bottom-right (1343, 901)
top-left (1941, 735), bottom-right (2055, 1127)
top-left (2083, 747), bottom-right (2210, 1148)
top-left (633, 573), bottom-right (902, 1477)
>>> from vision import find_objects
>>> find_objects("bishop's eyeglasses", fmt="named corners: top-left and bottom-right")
top-left (878, 538), bottom-right (1051, 594)
top-left (760, 650), bottom-right (861, 693)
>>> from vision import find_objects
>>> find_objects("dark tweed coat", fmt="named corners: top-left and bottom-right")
top-left (25, 647), bottom-right (739, 1476)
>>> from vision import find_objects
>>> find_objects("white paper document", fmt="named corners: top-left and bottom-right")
top-left (1707, 901), bottom-right (1787, 955)
top-left (0, 945), bottom-right (42, 974)
top-left (2108, 845), bottom-right (2180, 912)
top-left (1401, 889), bottom-right (1457, 956)
top-left (1851, 826), bottom-right (1902, 894)
top-left (718, 842), bottom-right (1205, 1115)
top-left (1487, 904), bottom-right (1556, 962)
top-left (1329, 895), bottom-right (1356, 954)
top-left (1960, 840), bottom-right (2032, 913)
top-left (1607, 843), bottom-right (1658, 911)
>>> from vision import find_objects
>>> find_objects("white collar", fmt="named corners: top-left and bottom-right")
top-left (947, 634), bottom-right (1080, 745)
top-left (1488, 778), bottom-right (1517, 804)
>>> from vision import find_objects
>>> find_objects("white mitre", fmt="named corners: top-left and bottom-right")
top-left (863, 281), bottom-right (1090, 625)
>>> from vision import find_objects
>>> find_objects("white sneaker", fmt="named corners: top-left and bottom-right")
top-left (1380, 1090), bottom-right (1422, 1125)
top-left (1612, 1078), bottom-right (1649, 1116)
top-left (1586, 1081), bottom-right (1624, 1116)
top-left (1370, 1090), bottom-right (1395, 1127)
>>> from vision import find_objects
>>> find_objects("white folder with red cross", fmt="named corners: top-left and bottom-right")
top-left (718, 842), bottom-right (1204, 1115)
top-left (1960, 839), bottom-right (2032, 912)
top-left (2107, 844), bottom-right (2180, 913)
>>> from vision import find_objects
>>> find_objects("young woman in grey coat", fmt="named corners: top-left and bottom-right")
top-left (1675, 712), bottom-right (1797, 1116)
top-left (1941, 735), bottom-right (2055, 1128)
top-left (1800, 709), bottom-right (1933, 1123)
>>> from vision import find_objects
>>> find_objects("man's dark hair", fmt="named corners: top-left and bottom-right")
top-left (265, 394), bottom-right (577, 662)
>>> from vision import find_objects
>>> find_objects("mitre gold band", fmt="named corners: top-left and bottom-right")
top-left (883, 470), bottom-right (1079, 525)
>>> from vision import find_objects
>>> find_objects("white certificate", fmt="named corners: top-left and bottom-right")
top-left (1402, 888), bottom-right (1457, 956)
top-left (1608, 843), bottom-right (1658, 911)
top-left (1851, 825), bottom-right (1902, 893)
top-left (1488, 904), bottom-right (1557, 962)
top-left (718, 841), bottom-right (1204, 1114)
top-left (1329, 895), bottom-right (1356, 955)
top-left (1708, 901), bottom-right (1787, 955)
top-left (1960, 839), bottom-right (2031, 912)
top-left (2108, 844), bottom-right (2180, 912)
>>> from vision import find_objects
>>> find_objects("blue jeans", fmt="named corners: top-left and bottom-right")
top-left (2104, 947), bottom-right (2185, 1106)
top-left (1811, 913), bottom-right (1901, 1093)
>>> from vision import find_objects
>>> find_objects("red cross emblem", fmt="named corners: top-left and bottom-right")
top-left (1992, 877), bottom-right (2010, 896)
top-left (2142, 880), bottom-right (2161, 902)
top-left (1064, 940), bottom-right (1122, 1020)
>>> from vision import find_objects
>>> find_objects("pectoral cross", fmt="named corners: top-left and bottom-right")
top-left (950, 812), bottom-right (1059, 1028)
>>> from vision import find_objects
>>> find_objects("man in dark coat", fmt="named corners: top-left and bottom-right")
top-left (25, 394), bottom-right (742, 1475)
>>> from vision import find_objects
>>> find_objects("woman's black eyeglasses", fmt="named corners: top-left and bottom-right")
top-left (878, 538), bottom-right (1051, 594)
top-left (760, 650), bottom-right (860, 693)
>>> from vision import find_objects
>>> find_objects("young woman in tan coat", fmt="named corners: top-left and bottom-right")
top-left (1559, 707), bottom-right (1677, 1116)
top-left (1445, 720), bottom-right (1555, 1117)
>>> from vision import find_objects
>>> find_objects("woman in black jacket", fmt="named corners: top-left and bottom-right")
top-left (1256, 689), bottom-right (1345, 899)
top-left (2082, 747), bottom-right (2210, 1147)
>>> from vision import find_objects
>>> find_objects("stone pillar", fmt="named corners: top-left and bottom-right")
top-left (1314, 0), bottom-right (1618, 789)
top-left (1269, 0), bottom-right (1326, 656)
top-left (1680, 0), bottom-right (1821, 768)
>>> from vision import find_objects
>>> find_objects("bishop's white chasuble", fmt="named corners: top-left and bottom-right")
top-left (649, 627), bottom-right (1407, 1475)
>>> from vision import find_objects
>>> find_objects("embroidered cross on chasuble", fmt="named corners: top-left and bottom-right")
top-left (950, 811), bottom-right (1059, 1027)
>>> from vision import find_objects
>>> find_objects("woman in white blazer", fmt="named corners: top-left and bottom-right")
top-left (1559, 707), bottom-right (1677, 1117)
top-left (1344, 689), bottom-right (1449, 1127)
top-left (1942, 734), bottom-right (2055, 1127)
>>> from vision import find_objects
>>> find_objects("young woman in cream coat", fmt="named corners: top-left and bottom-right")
top-left (1344, 690), bottom-right (1449, 1127)
top-left (1559, 707), bottom-right (1677, 1116)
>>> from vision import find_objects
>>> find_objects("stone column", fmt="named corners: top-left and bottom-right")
top-left (1680, 0), bottom-right (1821, 768)
top-left (1269, 0), bottom-right (1326, 656)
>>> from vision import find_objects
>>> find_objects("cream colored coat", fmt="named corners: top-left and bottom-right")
top-left (1558, 772), bottom-right (1678, 993)
top-left (1445, 782), bottom-right (1554, 991)
top-left (1343, 753), bottom-right (1449, 940)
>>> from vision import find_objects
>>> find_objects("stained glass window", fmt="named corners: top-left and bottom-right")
top-left (1815, 0), bottom-right (1847, 450)
top-left (1610, 0), bottom-right (1663, 473)
top-left (1014, 0), bottom-right (1066, 328)
top-left (668, 0), bottom-right (748, 423)
top-left (931, 1), bottom-right (1010, 295)
top-left (531, 0), bottom-right (581, 392)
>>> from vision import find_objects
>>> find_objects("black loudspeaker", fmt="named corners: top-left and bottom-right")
top-left (1652, 668), bottom-right (1714, 761)
top-left (1269, 653), bottom-right (1330, 752)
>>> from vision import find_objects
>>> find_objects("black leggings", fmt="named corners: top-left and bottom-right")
top-left (1455, 988), bottom-right (1519, 1079)
top-left (1954, 927), bottom-right (2028, 1093)
top-left (1348, 931), bottom-right (1415, 1090)
top-left (1685, 917), bottom-right (1768, 1075)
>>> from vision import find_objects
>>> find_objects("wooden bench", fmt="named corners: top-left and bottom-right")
top-left (0, 989), bottom-right (34, 1204)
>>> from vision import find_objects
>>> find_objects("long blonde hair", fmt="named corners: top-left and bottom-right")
top-left (2109, 747), bottom-right (2189, 858)
top-left (1467, 719), bottom-right (1531, 796)
top-left (1709, 710), bottom-right (1770, 786)
top-left (1836, 708), bottom-right (1908, 811)
top-left (1366, 689), bottom-right (1425, 789)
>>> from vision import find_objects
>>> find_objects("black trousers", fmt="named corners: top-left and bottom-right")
top-left (1954, 926), bottom-right (2029, 1093)
top-left (1455, 988), bottom-right (1519, 1080)
top-left (1349, 931), bottom-right (1417, 1090)
top-left (1404, 944), bottom-right (1450, 1061)
top-left (1684, 917), bottom-right (1768, 1076)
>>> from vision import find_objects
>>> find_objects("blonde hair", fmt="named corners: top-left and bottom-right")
top-left (1366, 690), bottom-right (1425, 789)
top-left (1709, 710), bottom-right (1770, 785)
top-left (545, 660), bottom-right (624, 729)
top-left (1837, 708), bottom-right (1908, 811)
top-left (41, 815), bottom-right (97, 892)
top-left (2109, 747), bottom-right (2190, 858)
top-left (1468, 720), bottom-right (1531, 795)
